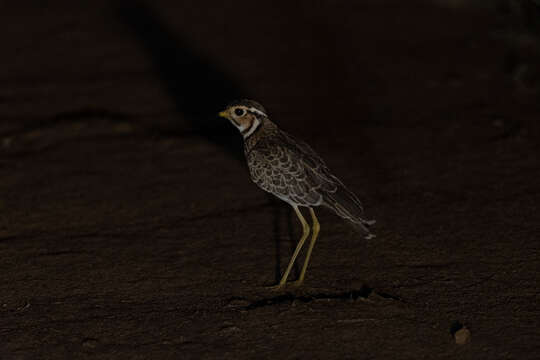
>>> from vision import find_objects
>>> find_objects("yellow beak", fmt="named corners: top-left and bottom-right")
top-left (218, 111), bottom-right (228, 118)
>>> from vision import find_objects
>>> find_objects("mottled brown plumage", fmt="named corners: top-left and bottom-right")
top-left (246, 126), bottom-right (375, 233)
top-left (219, 99), bottom-right (375, 288)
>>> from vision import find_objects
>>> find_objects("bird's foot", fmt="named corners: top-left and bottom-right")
top-left (266, 283), bottom-right (287, 291)
top-left (266, 280), bottom-right (304, 291)
top-left (289, 279), bottom-right (304, 288)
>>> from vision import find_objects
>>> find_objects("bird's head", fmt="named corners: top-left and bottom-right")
top-left (219, 99), bottom-right (268, 138)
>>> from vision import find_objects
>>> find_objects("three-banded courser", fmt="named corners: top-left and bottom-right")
top-left (219, 100), bottom-right (375, 289)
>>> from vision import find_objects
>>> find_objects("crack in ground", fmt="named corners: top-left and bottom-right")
top-left (1, 202), bottom-right (273, 244)
top-left (231, 286), bottom-right (405, 310)
top-left (0, 108), bottom-right (133, 139)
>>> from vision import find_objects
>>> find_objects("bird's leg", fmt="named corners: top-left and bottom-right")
top-left (271, 205), bottom-right (310, 290)
top-left (292, 207), bottom-right (320, 286)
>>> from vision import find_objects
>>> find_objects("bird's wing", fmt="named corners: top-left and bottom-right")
top-left (247, 133), bottom-right (326, 206)
top-left (247, 131), bottom-right (347, 206)
top-left (248, 130), bottom-right (375, 237)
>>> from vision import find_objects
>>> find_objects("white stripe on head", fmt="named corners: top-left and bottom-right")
top-left (246, 107), bottom-right (267, 117)
top-left (242, 118), bottom-right (261, 138)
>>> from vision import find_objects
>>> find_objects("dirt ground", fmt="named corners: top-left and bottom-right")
top-left (1, 1), bottom-right (540, 358)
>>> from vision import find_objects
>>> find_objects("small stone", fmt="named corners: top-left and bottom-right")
top-left (16, 301), bottom-right (30, 311)
top-left (226, 298), bottom-right (250, 308)
top-left (82, 338), bottom-right (99, 348)
top-left (114, 123), bottom-right (134, 133)
top-left (2, 137), bottom-right (12, 148)
top-left (455, 327), bottom-right (471, 345)
top-left (218, 326), bottom-right (241, 335)
top-left (492, 118), bottom-right (504, 128)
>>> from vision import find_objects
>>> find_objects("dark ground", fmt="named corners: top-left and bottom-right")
top-left (1, 1), bottom-right (540, 358)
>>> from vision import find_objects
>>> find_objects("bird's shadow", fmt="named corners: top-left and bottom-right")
top-left (115, 0), bottom-right (244, 158)
top-left (272, 198), bottom-right (300, 283)
top-left (115, 0), bottom-right (294, 283)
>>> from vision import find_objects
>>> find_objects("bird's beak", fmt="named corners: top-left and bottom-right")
top-left (218, 111), bottom-right (228, 118)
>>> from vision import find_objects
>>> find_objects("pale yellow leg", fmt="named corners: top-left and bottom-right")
top-left (272, 205), bottom-right (310, 289)
top-left (294, 208), bottom-right (320, 286)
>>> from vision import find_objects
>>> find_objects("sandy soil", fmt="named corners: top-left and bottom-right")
top-left (1, 1), bottom-right (539, 358)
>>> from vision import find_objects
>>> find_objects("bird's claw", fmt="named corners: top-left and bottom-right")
top-left (266, 280), bottom-right (304, 291)
top-left (266, 284), bottom-right (286, 291)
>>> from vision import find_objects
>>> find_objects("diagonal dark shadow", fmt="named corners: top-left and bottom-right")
top-left (116, 0), bottom-right (245, 160)
top-left (115, 0), bottom-right (294, 284)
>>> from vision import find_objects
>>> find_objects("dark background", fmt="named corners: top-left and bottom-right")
top-left (1, 0), bottom-right (539, 358)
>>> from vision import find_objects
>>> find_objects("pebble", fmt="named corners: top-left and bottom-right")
top-left (82, 338), bottom-right (99, 348)
top-left (226, 298), bottom-right (251, 308)
top-left (454, 327), bottom-right (471, 345)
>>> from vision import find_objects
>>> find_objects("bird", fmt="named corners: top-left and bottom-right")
top-left (219, 99), bottom-right (375, 289)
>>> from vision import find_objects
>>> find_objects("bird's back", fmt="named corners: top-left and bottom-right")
top-left (244, 123), bottom-right (374, 237)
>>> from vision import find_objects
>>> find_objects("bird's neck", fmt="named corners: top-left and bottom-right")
top-left (241, 117), bottom-right (262, 138)
top-left (243, 118), bottom-right (278, 152)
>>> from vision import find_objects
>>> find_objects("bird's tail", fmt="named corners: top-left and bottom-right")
top-left (323, 184), bottom-right (376, 239)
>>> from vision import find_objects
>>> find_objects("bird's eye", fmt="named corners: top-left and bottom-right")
top-left (234, 108), bottom-right (245, 116)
